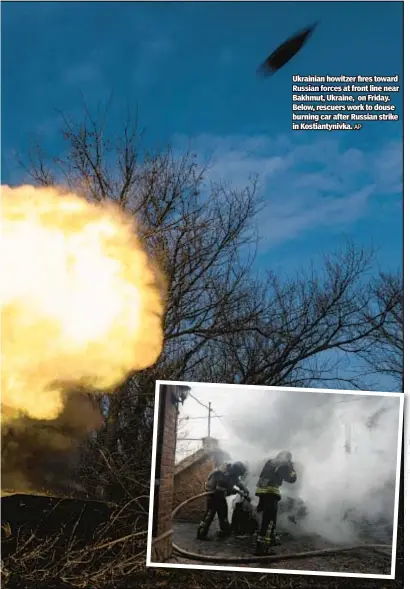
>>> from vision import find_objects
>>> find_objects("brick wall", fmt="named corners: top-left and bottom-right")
top-left (151, 384), bottom-right (189, 562)
top-left (172, 438), bottom-right (230, 522)
top-left (150, 391), bottom-right (228, 560)
top-left (173, 455), bottom-right (216, 521)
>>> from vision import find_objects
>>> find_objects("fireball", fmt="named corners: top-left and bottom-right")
top-left (1, 184), bottom-right (166, 424)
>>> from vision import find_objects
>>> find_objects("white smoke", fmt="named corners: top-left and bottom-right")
top-left (221, 389), bottom-right (402, 545)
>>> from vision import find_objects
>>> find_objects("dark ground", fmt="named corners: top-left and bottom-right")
top-left (170, 520), bottom-right (393, 575)
top-left (1, 495), bottom-right (401, 589)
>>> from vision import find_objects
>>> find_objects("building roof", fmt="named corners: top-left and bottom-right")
top-left (175, 448), bottom-right (206, 475)
top-left (175, 437), bottom-right (230, 476)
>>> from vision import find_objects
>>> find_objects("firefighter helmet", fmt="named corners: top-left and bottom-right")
top-left (276, 451), bottom-right (292, 462)
top-left (231, 461), bottom-right (247, 477)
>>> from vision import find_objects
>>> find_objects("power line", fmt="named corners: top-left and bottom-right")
top-left (185, 391), bottom-right (228, 438)
top-left (211, 406), bottom-right (226, 425)
top-left (211, 408), bottom-right (230, 438)
top-left (177, 437), bottom-right (228, 441)
top-left (188, 391), bottom-right (209, 410)
top-left (186, 392), bottom-right (215, 436)
top-left (180, 415), bottom-right (225, 419)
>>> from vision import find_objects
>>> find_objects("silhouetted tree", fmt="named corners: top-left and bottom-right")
top-left (20, 102), bottom-right (402, 496)
top-left (359, 272), bottom-right (403, 391)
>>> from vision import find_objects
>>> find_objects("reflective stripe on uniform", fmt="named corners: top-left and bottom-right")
top-left (255, 485), bottom-right (281, 496)
top-left (256, 534), bottom-right (270, 544)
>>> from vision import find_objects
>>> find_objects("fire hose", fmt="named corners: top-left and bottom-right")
top-left (171, 492), bottom-right (392, 564)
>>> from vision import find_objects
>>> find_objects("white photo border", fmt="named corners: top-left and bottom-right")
top-left (146, 381), bottom-right (404, 580)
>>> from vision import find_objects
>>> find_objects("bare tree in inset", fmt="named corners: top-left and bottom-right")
top-left (175, 415), bottom-right (198, 463)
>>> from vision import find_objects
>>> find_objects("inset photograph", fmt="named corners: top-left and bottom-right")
top-left (147, 382), bottom-right (403, 579)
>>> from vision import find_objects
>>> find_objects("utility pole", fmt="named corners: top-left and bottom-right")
top-left (207, 402), bottom-right (212, 437)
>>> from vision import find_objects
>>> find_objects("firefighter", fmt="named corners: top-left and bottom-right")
top-left (197, 461), bottom-right (250, 540)
top-left (254, 451), bottom-right (297, 555)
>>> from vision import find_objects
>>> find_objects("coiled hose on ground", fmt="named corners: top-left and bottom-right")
top-left (171, 492), bottom-right (391, 564)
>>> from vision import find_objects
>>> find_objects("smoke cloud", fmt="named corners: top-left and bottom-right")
top-left (223, 388), bottom-right (402, 544)
top-left (1, 185), bottom-right (166, 495)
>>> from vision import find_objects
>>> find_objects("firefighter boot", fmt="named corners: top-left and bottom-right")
top-left (270, 529), bottom-right (281, 546)
top-left (253, 539), bottom-right (269, 556)
top-left (197, 506), bottom-right (216, 540)
top-left (197, 520), bottom-right (212, 540)
top-left (216, 518), bottom-right (231, 539)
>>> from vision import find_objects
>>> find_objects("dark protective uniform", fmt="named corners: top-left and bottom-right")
top-left (197, 461), bottom-right (249, 540)
top-left (231, 495), bottom-right (259, 536)
top-left (254, 451), bottom-right (297, 555)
